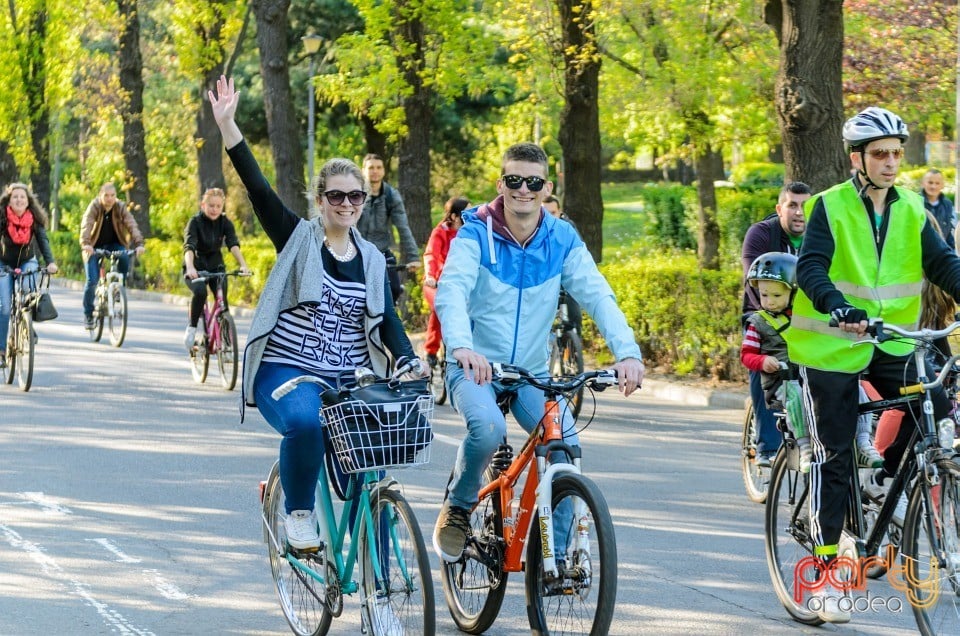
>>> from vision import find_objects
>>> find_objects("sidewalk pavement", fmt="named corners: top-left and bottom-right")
top-left (50, 277), bottom-right (748, 410)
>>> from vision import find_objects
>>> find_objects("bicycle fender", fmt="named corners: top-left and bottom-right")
top-left (534, 463), bottom-right (581, 577)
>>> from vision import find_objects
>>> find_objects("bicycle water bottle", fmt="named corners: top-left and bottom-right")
top-left (939, 418), bottom-right (955, 449)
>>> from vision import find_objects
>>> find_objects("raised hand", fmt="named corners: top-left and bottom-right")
top-left (208, 75), bottom-right (243, 148)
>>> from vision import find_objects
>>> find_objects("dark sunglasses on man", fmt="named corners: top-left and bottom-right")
top-left (501, 174), bottom-right (546, 192)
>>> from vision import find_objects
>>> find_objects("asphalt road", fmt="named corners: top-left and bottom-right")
top-left (0, 284), bottom-right (923, 634)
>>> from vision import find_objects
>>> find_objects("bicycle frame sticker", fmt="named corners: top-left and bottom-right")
top-left (794, 545), bottom-right (940, 610)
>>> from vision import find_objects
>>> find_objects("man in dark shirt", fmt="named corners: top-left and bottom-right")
top-left (740, 181), bottom-right (811, 465)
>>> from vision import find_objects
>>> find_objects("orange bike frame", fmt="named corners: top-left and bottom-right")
top-left (476, 396), bottom-right (565, 572)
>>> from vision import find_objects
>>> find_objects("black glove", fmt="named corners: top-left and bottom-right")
top-left (830, 304), bottom-right (868, 326)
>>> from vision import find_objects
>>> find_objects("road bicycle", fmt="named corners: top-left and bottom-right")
top-left (2, 266), bottom-right (47, 392)
top-left (427, 342), bottom-right (446, 405)
top-left (438, 363), bottom-right (619, 635)
top-left (765, 318), bottom-right (960, 634)
top-left (88, 248), bottom-right (135, 347)
top-left (189, 269), bottom-right (249, 390)
top-left (549, 290), bottom-right (585, 420)
top-left (740, 399), bottom-right (770, 503)
top-left (262, 360), bottom-right (436, 635)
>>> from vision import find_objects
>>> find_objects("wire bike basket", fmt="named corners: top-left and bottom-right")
top-left (322, 380), bottom-right (435, 474)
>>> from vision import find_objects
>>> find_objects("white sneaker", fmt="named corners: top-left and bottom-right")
top-left (814, 582), bottom-right (851, 623)
top-left (374, 596), bottom-right (404, 636)
top-left (183, 326), bottom-right (197, 353)
top-left (856, 440), bottom-right (884, 468)
top-left (892, 493), bottom-right (908, 527)
top-left (285, 510), bottom-right (322, 551)
top-left (862, 469), bottom-right (889, 501)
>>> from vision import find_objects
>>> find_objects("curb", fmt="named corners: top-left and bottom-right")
top-left (48, 277), bottom-right (746, 409)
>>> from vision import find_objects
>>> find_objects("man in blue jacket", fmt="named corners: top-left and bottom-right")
top-left (432, 142), bottom-right (644, 562)
top-left (921, 168), bottom-right (956, 250)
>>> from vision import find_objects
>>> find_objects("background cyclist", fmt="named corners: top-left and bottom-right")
top-left (182, 187), bottom-right (251, 352)
top-left (79, 182), bottom-right (145, 329)
top-left (422, 195), bottom-right (468, 368)
top-left (0, 182), bottom-right (58, 368)
top-left (786, 106), bottom-right (960, 624)
top-left (432, 142), bottom-right (643, 563)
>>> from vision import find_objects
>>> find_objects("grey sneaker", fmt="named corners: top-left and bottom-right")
top-left (83, 315), bottom-right (95, 329)
top-left (814, 582), bottom-right (851, 623)
top-left (433, 500), bottom-right (471, 562)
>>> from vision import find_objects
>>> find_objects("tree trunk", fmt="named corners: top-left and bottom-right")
top-left (905, 126), bottom-right (925, 166)
top-left (196, 7), bottom-right (227, 198)
top-left (362, 114), bottom-right (388, 163)
top-left (252, 0), bottom-right (307, 217)
top-left (556, 0), bottom-right (604, 262)
top-left (117, 0), bottom-right (152, 237)
top-left (695, 146), bottom-right (722, 270)
top-left (764, 0), bottom-right (846, 193)
top-left (0, 141), bottom-right (18, 188)
top-left (25, 9), bottom-right (51, 211)
top-left (394, 3), bottom-right (431, 246)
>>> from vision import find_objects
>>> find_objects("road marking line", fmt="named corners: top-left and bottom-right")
top-left (0, 523), bottom-right (156, 635)
top-left (142, 569), bottom-right (193, 600)
top-left (18, 491), bottom-right (72, 515)
top-left (88, 537), bottom-right (142, 563)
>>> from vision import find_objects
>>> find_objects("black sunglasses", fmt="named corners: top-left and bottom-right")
top-left (323, 190), bottom-right (367, 206)
top-left (501, 174), bottom-right (547, 192)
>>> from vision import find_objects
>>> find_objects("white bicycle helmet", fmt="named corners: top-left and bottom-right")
top-left (842, 107), bottom-right (909, 150)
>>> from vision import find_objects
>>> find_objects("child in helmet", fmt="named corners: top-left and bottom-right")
top-left (741, 252), bottom-right (883, 473)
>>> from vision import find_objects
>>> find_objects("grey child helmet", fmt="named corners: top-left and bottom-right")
top-left (748, 252), bottom-right (798, 291)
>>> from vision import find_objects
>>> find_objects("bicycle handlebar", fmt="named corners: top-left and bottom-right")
top-left (194, 269), bottom-right (253, 283)
top-left (93, 248), bottom-right (136, 257)
top-left (491, 362), bottom-right (618, 393)
top-left (270, 358), bottom-right (426, 402)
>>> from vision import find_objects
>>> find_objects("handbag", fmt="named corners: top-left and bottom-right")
top-left (32, 291), bottom-right (58, 322)
top-left (322, 378), bottom-right (434, 473)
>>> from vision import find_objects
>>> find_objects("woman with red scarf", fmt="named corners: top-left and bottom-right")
top-left (0, 183), bottom-right (58, 367)
top-left (422, 196), bottom-right (468, 366)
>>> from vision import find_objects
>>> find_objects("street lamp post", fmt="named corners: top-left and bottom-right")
top-left (302, 35), bottom-right (323, 186)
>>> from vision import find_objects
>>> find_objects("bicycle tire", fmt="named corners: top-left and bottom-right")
top-left (359, 486), bottom-right (435, 635)
top-left (764, 448), bottom-right (823, 625)
top-left (262, 462), bottom-right (333, 636)
top-left (429, 358), bottom-right (446, 406)
top-left (525, 472), bottom-right (616, 635)
top-left (4, 313), bottom-right (14, 384)
top-left (107, 283), bottom-right (127, 347)
top-left (561, 332), bottom-right (585, 420)
top-left (190, 315), bottom-right (209, 383)
top-left (14, 310), bottom-right (33, 392)
top-left (90, 287), bottom-right (105, 342)
top-left (216, 313), bottom-right (239, 391)
top-left (741, 401), bottom-right (768, 503)
top-left (901, 455), bottom-right (960, 635)
top-left (439, 467), bottom-right (507, 634)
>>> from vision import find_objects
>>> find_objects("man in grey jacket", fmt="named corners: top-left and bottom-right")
top-left (357, 154), bottom-right (420, 304)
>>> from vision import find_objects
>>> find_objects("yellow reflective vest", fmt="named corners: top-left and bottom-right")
top-left (785, 182), bottom-right (925, 372)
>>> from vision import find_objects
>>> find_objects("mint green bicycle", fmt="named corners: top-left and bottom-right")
top-left (261, 363), bottom-right (436, 635)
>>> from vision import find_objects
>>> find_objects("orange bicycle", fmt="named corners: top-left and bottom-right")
top-left (438, 364), bottom-right (619, 635)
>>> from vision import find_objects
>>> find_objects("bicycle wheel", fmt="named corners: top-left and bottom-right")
top-left (107, 283), bottom-right (127, 347)
top-left (741, 401), bottom-right (768, 503)
top-left (90, 288), bottom-right (105, 342)
top-left (439, 467), bottom-right (507, 634)
top-left (216, 313), bottom-right (239, 391)
top-left (901, 456), bottom-right (960, 635)
top-left (764, 449), bottom-right (823, 625)
top-left (429, 358), bottom-right (446, 406)
top-left (262, 462), bottom-right (333, 636)
top-left (4, 313), bottom-right (14, 384)
top-left (525, 472), bottom-right (616, 635)
top-left (14, 310), bottom-right (33, 392)
top-left (359, 486), bottom-right (435, 635)
top-left (190, 315), bottom-right (209, 384)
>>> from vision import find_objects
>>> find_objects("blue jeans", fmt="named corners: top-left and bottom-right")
top-left (254, 362), bottom-right (329, 514)
top-left (83, 244), bottom-right (129, 317)
top-left (446, 364), bottom-right (578, 554)
top-left (750, 370), bottom-right (781, 455)
top-left (0, 258), bottom-right (38, 353)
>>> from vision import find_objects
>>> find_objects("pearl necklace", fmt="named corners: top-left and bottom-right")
top-left (325, 238), bottom-right (356, 262)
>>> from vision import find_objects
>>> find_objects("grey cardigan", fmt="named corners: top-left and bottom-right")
top-left (241, 219), bottom-right (389, 413)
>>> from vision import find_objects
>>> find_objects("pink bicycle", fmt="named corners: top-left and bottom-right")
top-left (189, 269), bottom-right (250, 390)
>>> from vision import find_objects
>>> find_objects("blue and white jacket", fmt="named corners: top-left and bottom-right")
top-left (435, 195), bottom-right (642, 374)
